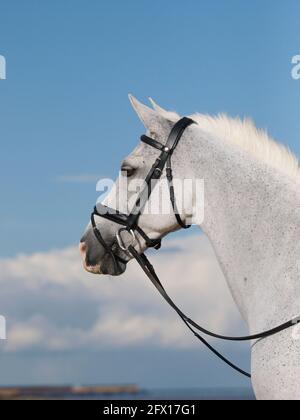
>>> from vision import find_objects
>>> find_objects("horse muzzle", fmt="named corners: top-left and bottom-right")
top-left (79, 240), bottom-right (127, 276)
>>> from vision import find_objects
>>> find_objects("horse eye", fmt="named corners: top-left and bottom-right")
top-left (121, 166), bottom-right (135, 178)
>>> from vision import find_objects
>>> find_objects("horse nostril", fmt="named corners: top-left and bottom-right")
top-left (80, 235), bottom-right (86, 243)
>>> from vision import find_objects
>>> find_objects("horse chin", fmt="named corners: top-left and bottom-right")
top-left (82, 258), bottom-right (126, 276)
top-left (98, 254), bottom-right (127, 276)
top-left (100, 261), bottom-right (126, 276)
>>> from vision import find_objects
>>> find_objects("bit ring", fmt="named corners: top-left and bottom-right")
top-left (116, 228), bottom-right (136, 251)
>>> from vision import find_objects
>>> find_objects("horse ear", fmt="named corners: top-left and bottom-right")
top-left (129, 95), bottom-right (171, 132)
top-left (128, 94), bottom-right (160, 130)
top-left (148, 97), bottom-right (167, 114)
top-left (149, 97), bottom-right (179, 122)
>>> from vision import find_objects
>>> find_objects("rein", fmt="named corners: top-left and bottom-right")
top-left (91, 117), bottom-right (298, 379)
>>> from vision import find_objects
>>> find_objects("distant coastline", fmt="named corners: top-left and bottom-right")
top-left (0, 384), bottom-right (139, 400)
top-left (0, 385), bottom-right (255, 400)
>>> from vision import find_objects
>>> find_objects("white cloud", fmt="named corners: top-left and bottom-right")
top-left (0, 235), bottom-right (246, 352)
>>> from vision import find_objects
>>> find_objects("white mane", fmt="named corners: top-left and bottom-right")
top-left (151, 101), bottom-right (300, 183)
top-left (190, 113), bottom-right (300, 183)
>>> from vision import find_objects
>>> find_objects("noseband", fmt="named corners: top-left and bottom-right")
top-left (90, 117), bottom-right (299, 379)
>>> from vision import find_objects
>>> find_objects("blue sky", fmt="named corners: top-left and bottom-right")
top-left (0, 0), bottom-right (299, 257)
top-left (0, 0), bottom-right (299, 390)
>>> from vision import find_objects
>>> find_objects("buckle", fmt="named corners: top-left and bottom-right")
top-left (116, 228), bottom-right (136, 251)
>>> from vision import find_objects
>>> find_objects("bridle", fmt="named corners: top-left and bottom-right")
top-left (90, 117), bottom-right (299, 379)
top-left (91, 117), bottom-right (194, 271)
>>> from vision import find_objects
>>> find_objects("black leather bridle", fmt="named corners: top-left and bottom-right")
top-left (91, 117), bottom-right (194, 271)
top-left (90, 117), bottom-right (299, 379)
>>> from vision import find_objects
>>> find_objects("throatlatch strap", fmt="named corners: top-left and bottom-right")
top-left (166, 164), bottom-right (191, 229)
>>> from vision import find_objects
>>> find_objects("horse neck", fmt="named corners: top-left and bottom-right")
top-left (183, 127), bottom-right (300, 332)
